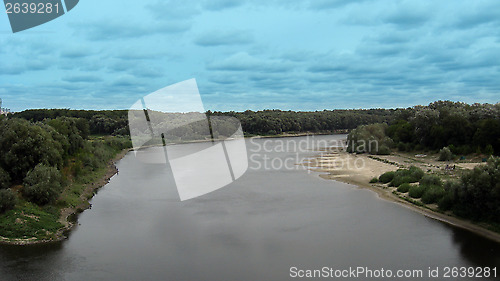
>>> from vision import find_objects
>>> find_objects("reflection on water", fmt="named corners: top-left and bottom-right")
top-left (1, 135), bottom-right (499, 280)
top-left (0, 242), bottom-right (65, 280)
top-left (449, 226), bottom-right (500, 267)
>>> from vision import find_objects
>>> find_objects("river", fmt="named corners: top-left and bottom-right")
top-left (1, 135), bottom-right (499, 280)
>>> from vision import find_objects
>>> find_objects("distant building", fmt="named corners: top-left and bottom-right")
top-left (0, 98), bottom-right (11, 115)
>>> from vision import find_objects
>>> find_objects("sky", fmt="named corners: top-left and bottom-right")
top-left (0, 0), bottom-right (499, 112)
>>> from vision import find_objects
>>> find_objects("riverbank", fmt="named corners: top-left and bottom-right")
top-left (306, 150), bottom-right (500, 244)
top-left (0, 148), bottom-right (131, 245)
top-left (249, 131), bottom-right (346, 139)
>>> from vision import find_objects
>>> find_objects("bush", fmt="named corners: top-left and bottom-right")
top-left (438, 192), bottom-right (455, 211)
top-left (369, 177), bottom-right (378, 183)
top-left (438, 146), bottom-right (453, 161)
top-left (379, 171), bottom-right (395, 183)
top-left (390, 175), bottom-right (414, 187)
top-left (419, 174), bottom-right (442, 187)
top-left (450, 144), bottom-right (473, 155)
top-left (0, 189), bottom-right (17, 213)
top-left (397, 183), bottom-right (411, 193)
top-left (409, 185), bottom-right (427, 198)
top-left (437, 180), bottom-right (460, 211)
top-left (389, 166), bottom-right (424, 187)
top-left (484, 144), bottom-right (494, 156)
top-left (346, 123), bottom-right (393, 154)
top-left (397, 142), bottom-right (408, 152)
top-left (453, 157), bottom-right (500, 222)
top-left (421, 185), bottom-right (445, 204)
top-left (408, 166), bottom-right (424, 181)
top-left (377, 145), bottom-right (391, 155)
top-left (0, 167), bottom-right (11, 189)
top-left (22, 164), bottom-right (63, 205)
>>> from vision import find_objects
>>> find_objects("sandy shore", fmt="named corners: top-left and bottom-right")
top-left (306, 150), bottom-right (500, 244)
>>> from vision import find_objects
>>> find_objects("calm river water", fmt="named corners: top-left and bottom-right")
top-left (1, 135), bottom-right (499, 280)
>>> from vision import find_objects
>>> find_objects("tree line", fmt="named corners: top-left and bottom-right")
top-left (13, 108), bottom-right (397, 138)
top-left (348, 101), bottom-right (500, 156)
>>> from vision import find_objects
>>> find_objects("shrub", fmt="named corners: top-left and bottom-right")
top-left (377, 145), bottom-right (391, 155)
top-left (0, 189), bottom-right (17, 213)
top-left (409, 185), bottom-right (427, 199)
top-left (436, 181), bottom-right (460, 211)
top-left (397, 183), bottom-right (411, 193)
top-left (415, 144), bottom-right (424, 151)
top-left (346, 123), bottom-right (393, 154)
top-left (0, 167), bottom-right (11, 189)
top-left (390, 175), bottom-right (414, 187)
top-left (22, 164), bottom-right (63, 205)
top-left (379, 171), bottom-right (395, 183)
top-left (438, 146), bottom-right (453, 161)
top-left (453, 157), bottom-right (500, 222)
top-left (397, 142), bottom-right (408, 152)
top-left (369, 177), bottom-right (378, 183)
top-left (408, 166), bottom-right (424, 181)
top-left (484, 144), bottom-right (494, 156)
top-left (450, 145), bottom-right (473, 155)
top-left (438, 192), bottom-right (454, 211)
top-left (421, 185), bottom-right (445, 204)
top-left (389, 167), bottom-right (423, 187)
top-left (419, 174), bottom-right (442, 187)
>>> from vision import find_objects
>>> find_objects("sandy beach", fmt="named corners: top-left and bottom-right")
top-left (305, 150), bottom-right (500, 244)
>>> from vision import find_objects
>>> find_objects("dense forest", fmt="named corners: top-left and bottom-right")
top-left (12, 109), bottom-right (130, 136)
top-left (348, 101), bottom-right (500, 156)
top-left (13, 108), bottom-right (397, 137)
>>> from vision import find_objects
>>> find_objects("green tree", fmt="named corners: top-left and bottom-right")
top-left (454, 157), bottom-right (500, 222)
top-left (0, 167), bottom-right (11, 189)
top-left (0, 189), bottom-right (16, 213)
top-left (0, 119), bottom-right (64, 181)
top-left (387, 120), bottom-right (414, 143)
top-left (438, 147), bottom-right (453, 161)
top-left (347, 123), bottom-right (393, 154)
top-left (22, 164), bottom-right (63, 205)
top-left (46, 117), bottom-right (87, 155)
top-left (410, 107), bottom-right (440, 146)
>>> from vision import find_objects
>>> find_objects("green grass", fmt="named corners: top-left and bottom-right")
top-left (57, 183), bottom-right (86, 208)
top-left (0, 201), bottom-right (63, 239)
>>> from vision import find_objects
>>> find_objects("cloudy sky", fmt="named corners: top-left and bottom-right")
top-left (1, 0), bottom-right (499, 112)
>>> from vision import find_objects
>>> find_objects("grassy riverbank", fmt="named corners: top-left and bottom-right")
top-left (0, 136), bottom-right (131, 245)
